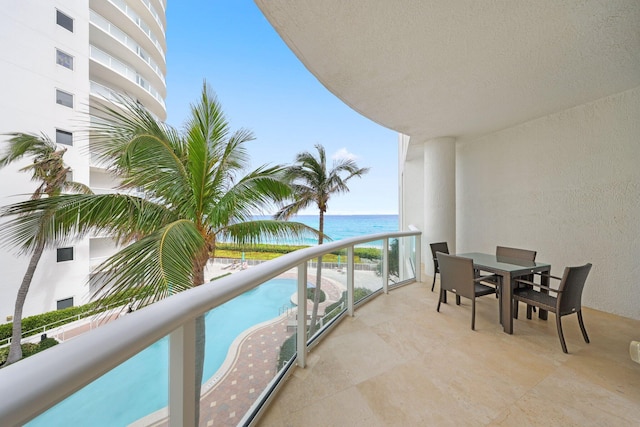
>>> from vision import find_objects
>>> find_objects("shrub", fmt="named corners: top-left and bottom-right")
top-left (323, 288), bottom-right (373, 323)
top-left (306, 288), bottom-right (326, 303)
top-left (0, 288), bottom-right (140, 342)
top-left (0, 337), bottom-right (59, 367)
top-left (276, 334), bottom-right (297, 371)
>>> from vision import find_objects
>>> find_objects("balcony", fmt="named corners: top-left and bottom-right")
top-left (0, 231), bottom-right (419, 425)
top-left (260, 282), bottom-right (640, 426)
top-left (1, 228), bottom-right (638, 426)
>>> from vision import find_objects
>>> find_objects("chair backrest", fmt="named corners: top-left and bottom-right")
top-left (496, 246), bottom-right (536, 261)
top-left (557, 263), bottom-right (592, 315)
top-left (436, 252), bottom-right (475, 299)
top-left (430, 242), bottom-right (449, 260)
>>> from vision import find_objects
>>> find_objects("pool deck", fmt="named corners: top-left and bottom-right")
top-left (54, 265), bottom-right (347, 427)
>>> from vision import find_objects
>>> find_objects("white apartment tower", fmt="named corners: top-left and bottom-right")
top-left (0, 1), bottom-right (167, 320)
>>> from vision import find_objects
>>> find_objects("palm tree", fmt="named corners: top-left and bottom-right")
top-left (0, 83), bottom-right (315, 420)
top-left (275, 144), bottom-right (369, 335)
top-left (0, 133), bottom-right (90, 365)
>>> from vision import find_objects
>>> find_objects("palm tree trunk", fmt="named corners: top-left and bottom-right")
top-left (192, 254), bottom-right (208, 425)
top-left (194, 314), bottom-right (205, 425)
top-left (309, 211), bottom-right (324, 335)
top-left (5, 239), bottom-right (45, 365)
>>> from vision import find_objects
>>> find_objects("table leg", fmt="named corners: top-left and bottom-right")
top-left (538, 268), bottom-right (549, 320)
top-left (501, 272), bottom-right (513, 334)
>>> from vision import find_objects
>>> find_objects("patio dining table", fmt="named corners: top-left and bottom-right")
top-left (457, 252), bottom-right (551, 334)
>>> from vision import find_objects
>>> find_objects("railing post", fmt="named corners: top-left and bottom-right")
top-left (347, 246), bottom-right (355, 316)
top-left (415, 234), bottom-right (422, 282)
top-left (382, 238), bottom-right (389, 294)
top-left (169, 318), bottom-right (196, 427)
top-left (296, 262), bottom-right (307, 368)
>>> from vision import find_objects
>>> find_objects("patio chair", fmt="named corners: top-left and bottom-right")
top-left (483, 246), bottom-right (537, 312)
top-left (436, 252), bottom-right (498, 330)
top-left (496, 246), bottom-right (537, 261)
top-left (513, 263), bottom-right (592, 353)
top-left (429, 242), bottom-right (449, 292)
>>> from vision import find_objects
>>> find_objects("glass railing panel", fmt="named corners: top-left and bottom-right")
top-left (196, 276), bottom-right (297, 425)
top-left (386, 237), bottom-right (401, 286)
top-left (316, 249), bottom-right (348, 329)
top-left (27, 333), bottom-right (169, 427)
top-left (354, 240), bottom-right (384, 302)
top-left (394, 235), bottom-right (417, 285)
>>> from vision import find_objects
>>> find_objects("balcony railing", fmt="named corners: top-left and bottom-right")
top-left (90, 9), bottom-right (166, 84)
top-left (0, 229), bottom-right (420, 426)
top-left (109, 0), bottom-right (165, 60)
top-left (89, 45), bottom-right (166, 109)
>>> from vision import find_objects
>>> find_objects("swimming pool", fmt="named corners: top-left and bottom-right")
top-left (27, 278), bottom-right (297, 427)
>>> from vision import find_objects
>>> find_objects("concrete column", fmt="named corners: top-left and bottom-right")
top-left (422, 137), bottom-right (456, 277)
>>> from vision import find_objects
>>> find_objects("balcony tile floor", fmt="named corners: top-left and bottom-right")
top-left (258, 280), bottom-right (640, 426)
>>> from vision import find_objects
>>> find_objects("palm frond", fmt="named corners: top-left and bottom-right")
top-left (220, 220), bottom-right (320, 246)
top-left (92, 219), bottom-right (206, 308)
top-left (0, 133), bottom-right (57, 168)
top-left (0, 194), bottom-right (177, 250)
top-left (208, 165), bottom-right (292, 227)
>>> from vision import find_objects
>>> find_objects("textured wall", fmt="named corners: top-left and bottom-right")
top-left (456, 86), bottom-right (640, 320)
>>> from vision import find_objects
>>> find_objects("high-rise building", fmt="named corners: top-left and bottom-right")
top-left (0, 0), bottom-right (167, 320)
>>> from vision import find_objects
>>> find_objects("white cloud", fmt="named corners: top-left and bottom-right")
top-left (332, 147), bottom-right (358, 161)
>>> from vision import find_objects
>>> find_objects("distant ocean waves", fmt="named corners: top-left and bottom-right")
top-left (253, 214), bottom-right (399, 245)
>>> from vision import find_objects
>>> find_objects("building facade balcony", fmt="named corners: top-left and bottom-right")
top-left (90, 9), bottom-right (166, 88)
top-left (89, 45), bottom-right (166, 120)
top-left (90, 0), bottom-right (166, 64)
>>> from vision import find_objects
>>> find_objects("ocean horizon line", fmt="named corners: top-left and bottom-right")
top-left (255, 213), bottom-right (399, 218)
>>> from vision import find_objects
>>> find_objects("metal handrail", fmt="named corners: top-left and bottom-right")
top-left (0, 230), bottom-right (419, 426)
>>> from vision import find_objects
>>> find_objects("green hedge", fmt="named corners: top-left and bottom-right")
top-left (276, 334), bottom-right (296, 371)
top-left (306, 288), bottom-right (326, 303)
top-left (216, 243), bottom-right (382, 262)
top-left (216, 243), bottom-right (310, 254)
top-left (0, 337), bottom-right (59, 366)
top-left (0, 288), bottom-right (139, 342)
top-left (323, 288), bottom-right (373, 323)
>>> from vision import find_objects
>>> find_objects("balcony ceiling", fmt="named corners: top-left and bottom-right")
top-left (256, 0), bottom-right (640, 141)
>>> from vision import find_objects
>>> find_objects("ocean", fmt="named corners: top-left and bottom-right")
top-left (255, 214), bottom-right (399, 245)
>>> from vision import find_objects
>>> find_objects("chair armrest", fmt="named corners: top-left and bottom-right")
top-left (474, 274), bottom-right (497, 283)
top-left (533, 272), bottom-right (562, 281)
top-left (515, 278), bottom-right (561, 293)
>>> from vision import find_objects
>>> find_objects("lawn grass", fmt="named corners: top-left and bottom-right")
top-left (213, 242), bottom-right (378, 263)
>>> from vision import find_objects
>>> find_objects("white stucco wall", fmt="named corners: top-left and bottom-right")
top-left (456, 86), bottom-right (640, 320)
top-left (0, 1), bottom-right (92, 320)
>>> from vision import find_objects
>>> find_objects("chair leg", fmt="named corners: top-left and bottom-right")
top-left (456, 295), bottom-right (461, 305)
top-left (513, 300), bottom-right (519, 319)
top-left (556, 315), bottom-right (568, 353)
top-left (526, 304), bottom-right (533, 320)
top-left (437, 289), bottom-right (443, 312)
top-left (431, 273), bottom-right (436, 292)
top-left (577, 310), bottom-right (590, 344)
top-left (471, 297), bottom-right (476, 330)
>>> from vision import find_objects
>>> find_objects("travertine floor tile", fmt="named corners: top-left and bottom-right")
top-left (258, 280), bottom-right (640, 426)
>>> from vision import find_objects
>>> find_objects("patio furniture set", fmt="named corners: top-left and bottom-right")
top-left (430, 242), bottom-right (592, 354)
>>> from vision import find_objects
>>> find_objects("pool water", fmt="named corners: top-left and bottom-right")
top-left (28, 278), bottom-right (296, 427)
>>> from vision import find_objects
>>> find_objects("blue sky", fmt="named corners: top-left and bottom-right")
top-left (164, 1), bottom-right (398, 215)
